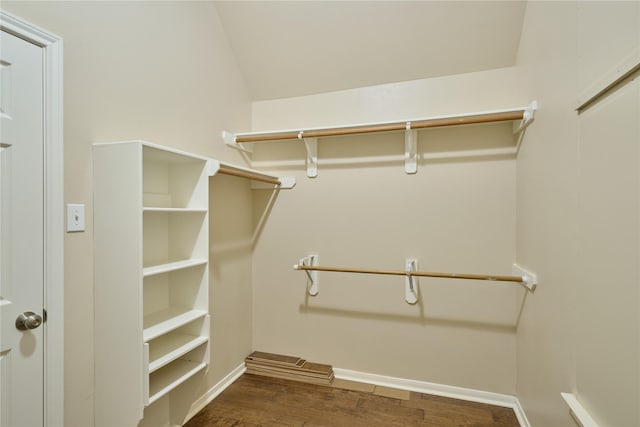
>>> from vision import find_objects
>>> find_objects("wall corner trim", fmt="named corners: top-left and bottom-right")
top-left (334, 368), bottom-right (530, 426)
top-left (184, 363), bottom-right (247, 423)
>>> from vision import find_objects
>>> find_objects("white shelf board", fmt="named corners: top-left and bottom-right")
top-left (143, 207), bottom-right (207, 213)
top-left (143, 259), bottom-right (208, 277)
top-left (561, 393), bottom-right (599, 427)
top-left (148, 334), bottom-right (208, 373)
top-left (143, 308), bottom-right (208, 342)
top-left (148, 360), bottom-right (207, 405)
top-left (142, 142), bottom-right (211, 164)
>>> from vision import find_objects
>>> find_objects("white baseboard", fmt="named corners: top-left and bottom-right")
top-left (184, 363), bottom-right (246, 423)
top-left (334, 368), bottom-right (530, 427)
top-left (513, 395), bottom-right (532, 427)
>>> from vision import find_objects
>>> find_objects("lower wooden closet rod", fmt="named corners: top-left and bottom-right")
top-left (294, 264), bottom-right (524, 283)
top-left (217, 165), bottom-right (281, 185)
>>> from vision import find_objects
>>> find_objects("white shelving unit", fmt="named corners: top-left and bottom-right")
top-left (94, 141), bottom-right (212, 427)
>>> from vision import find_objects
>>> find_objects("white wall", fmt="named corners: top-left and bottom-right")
top-left (515, 2), bottom-right (639, 426)
top-left (1, 2), bottom-right (253, 426)
top-left (249, 68), bottom-right (529, 394)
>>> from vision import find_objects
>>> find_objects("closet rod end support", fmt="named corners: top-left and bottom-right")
top-left (513, 263), bottom-right (537, 291)
top-left (279, 176), bottom-right (296, 189)
top-left (513, 101), bottom-right (538, 135)
top-left (222, 130), bottom-right (253, 154)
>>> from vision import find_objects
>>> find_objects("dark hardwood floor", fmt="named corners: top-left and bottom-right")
top-left (184, 374), bottom-right (520, 427)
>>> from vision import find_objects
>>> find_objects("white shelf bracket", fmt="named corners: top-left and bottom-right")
top-left (512, 263), bottom-right (538, 291)
top-left (250, 176), bottom-right (297, 190)
top-left (206, 159), bottom-right (221, 177)
top-left (222, 130), bottom-right (253, 154)
top-left (513, 101), bottom-right (538, 135)
top-left (299, 134), bottom-right (318, 178)
top-left (405, 124), bottom-right (418, 174)
top-left (294, 254), bottom-right (319, 296)
top-left (405, 258), bottom-right (419, 304)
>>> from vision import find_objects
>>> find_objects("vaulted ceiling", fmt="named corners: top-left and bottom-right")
top-left (214, 1), bottom-right (527, 100)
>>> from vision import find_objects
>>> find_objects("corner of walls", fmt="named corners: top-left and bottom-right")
top-left (514, 2), bottom-right (640, 426)
top-left (208, 174), bottom-right (253, 391)
top-left (513, 2), bottom-right (580, 426)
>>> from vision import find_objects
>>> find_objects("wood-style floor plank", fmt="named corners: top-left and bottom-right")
top-left (184, 374), bottom-right (520, 427)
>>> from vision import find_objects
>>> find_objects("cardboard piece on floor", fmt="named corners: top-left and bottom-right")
top-left (332, 378), bottom-right (376, 393)
top-left (245, 351), bottom-right (334, 386)
top-left (373, 385), bottom-right (411, 400)
top-left (246, 351), bottom-right (304, 367)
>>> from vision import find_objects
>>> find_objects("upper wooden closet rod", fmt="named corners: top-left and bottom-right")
top-left (294, 264), bottom-right (524, 283)
top-left (235, 110), bottom-right (526, 143)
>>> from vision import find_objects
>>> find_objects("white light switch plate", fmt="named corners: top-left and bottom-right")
top-left (67, 204), bottom-right (85, 232)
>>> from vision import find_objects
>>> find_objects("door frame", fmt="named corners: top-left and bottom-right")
top-left (0, 10), bottom-right (64, 427)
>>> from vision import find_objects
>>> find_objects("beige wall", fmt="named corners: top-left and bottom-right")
top-left (250, 69), bottom-right (528, 394)
top-left (1, 2), bottom-right (253, 426)
top-left (4, 1), bottom-right (638, 425)
top-left (515, 2), bottom-right (639, 426)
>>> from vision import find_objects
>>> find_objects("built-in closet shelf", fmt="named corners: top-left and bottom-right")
top-left (143, 308), bottom-right (208, 342)
top-left (95, 141), bottom-right (212, 427)
top-left (148, 360), bottom-right (207, 405)
top-left (143, 207), bottom-right (208, 213)
top-left (148, 334), bottom-right (209, 373)
top-left (223, 102), bottom-right (537, 177)
top-left (143, 259), bottom-right (208, 277)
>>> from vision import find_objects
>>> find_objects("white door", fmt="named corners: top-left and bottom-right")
top-left (0, 29), bottom-right (45, 427)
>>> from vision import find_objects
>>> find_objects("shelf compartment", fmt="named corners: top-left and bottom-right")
top-left (143, 145), bottom-right (208, 210)
top-left (143, 211), bottom-right (207, 267)
top-left (143, 266), bottom-right (207, 323)
top-left (143, 259), bottom-right (207, 277)
top-left (143, 308), bottom-right (207, 342)
top-left (147, 359), bottom-right (207, 405)
top-left (148, 334), bottom-right (208, 374)
top-left (147, 315), bottom-right (209, 374)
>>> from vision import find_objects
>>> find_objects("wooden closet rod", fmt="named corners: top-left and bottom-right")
top-left (236, 110), bottom-right (526, 143)
top-left (217, 164), bottom-right (281, 185)
top-left (294, 264), bottom-right (524, 283)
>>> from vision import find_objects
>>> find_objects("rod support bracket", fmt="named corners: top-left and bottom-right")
top-left (222, 130), bottom-right (253, 154)
top-left (294, 254), bottom-right (319, 295)
top-left (299, 135), bottom-right (318, 178)
top-left (512, 263), bottom-right (538, 291)
top-left (405, 258), bottom-right (419, 304)
top-left (405, 125), bottom-right (418, 174)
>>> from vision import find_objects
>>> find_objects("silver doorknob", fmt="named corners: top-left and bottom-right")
top-left (15, 311), bottom-right (43, 331)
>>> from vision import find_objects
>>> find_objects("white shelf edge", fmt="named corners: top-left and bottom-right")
top-left (148, 335), bottom-right (209, 373)
top-left (143, 259), bottom-right (208, 277)
top-left (147, 360), bottom-right (207, 406)
top-left (143, 309), bottom-right (208, 342)
top-left (141, 141), bottom-right (211, 162)
top-left (230, 105), bottom-right (531, 139)
top-left (143, 207), bottom-right (207, 213)
top-left (576, 48), bottom-right (640, 111)
top-left (561, 393), bottom-right (599, 427)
